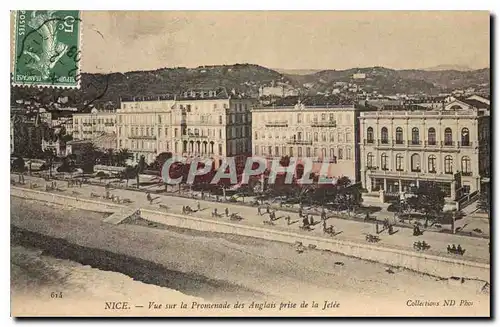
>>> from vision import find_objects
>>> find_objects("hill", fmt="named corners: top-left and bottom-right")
top-left (285, 67), bottom-right (490, 95)
top-left (11, 64), bottom-right (297, 110)
top-left (11, 64), bottom-right (490, 110)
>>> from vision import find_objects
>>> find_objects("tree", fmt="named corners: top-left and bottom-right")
top-left (80, 143), bottom-right (100, 173)
top-left (116, 149), bottom-right (133, 167)
top-left (477, 188), bottom-right (490, 214)
top-left (104, 148), bottom-right (115, 166)
top-left (135, 155), bottom-right (146, 188)
top-left (121, 165), bottom-right (137, 188)
top-left (12, 157), bottom-right (26, 173)
top-left (407, 183), bottom-right (445, 226)
top-left (57, 156), bottom-right (77, 173)
top-left (149, 152), bottom-right (173, 171)
top-left (43, 149), bottom-right (55, 177)
top-left (279, 155), bottom-right (291, 167)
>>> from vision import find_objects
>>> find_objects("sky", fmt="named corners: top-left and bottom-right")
top-left (78, 11), bottom-right (490, 73)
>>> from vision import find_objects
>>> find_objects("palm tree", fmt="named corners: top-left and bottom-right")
top-left (43, 149), bottom-right (55, 178)
top-left (135, 155), bottom-right (146, 188)
top-left (105, 148), bottom-right (115, 166)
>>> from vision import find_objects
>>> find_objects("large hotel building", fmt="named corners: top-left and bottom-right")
top-left (116, 88), bottom-right (255, 164)
top-left (251, 100), bottom-right (362, 183)
top-left (359, 99), bottom-right (490, 203)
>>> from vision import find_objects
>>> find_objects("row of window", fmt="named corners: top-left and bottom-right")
top-left (75, 118), bottom-right (116, 125)
top-left (366, 153), bottom-right (472, 174)
top-left (175, 141), bottom-right (224, 156)
top-left (255, 131), bottom-right (353, 143)
top-left (255, 146), bottom-right (352, 160)
top-left (256, 112), bottom-right (350, 124)
top-left (366, 127), bottom-right (471, 146)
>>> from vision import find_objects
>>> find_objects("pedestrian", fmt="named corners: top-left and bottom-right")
top-left (309, 215), bottom-right (314, 226)
top-left (225, 207), bottom-right (229, 217)
top-left (285, 216), bottom-right (291, 225)
top-left (376, 221), bottom-right (379, 234)
top-left (197, 201), bottom-right (201, 211)
top-left (298, 207), bottom-right (303, 218)
top-left (257, 207), bottom-right (261, 215)
top-left (365, 212), bottom-right (370, 221)
top-left (266, 205), bottom-right (270, 214)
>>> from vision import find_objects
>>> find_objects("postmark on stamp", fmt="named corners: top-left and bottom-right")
top-left (12, 10), bottom-right (81, 88)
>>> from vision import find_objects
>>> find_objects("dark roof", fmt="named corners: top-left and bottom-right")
top-left (262, 95), bottom-right (354, 107)
top-left (461, 99), bottom-right (490, 109)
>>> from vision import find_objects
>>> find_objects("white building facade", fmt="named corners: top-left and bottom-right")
top-left (359, 106), bottom-right (490, 203)
top-left (251, 102), bottom-right (361, 182)
top-left (72, 109), bottom-right (117, 141)
top-left (117, 89), bottom-right (256, 164)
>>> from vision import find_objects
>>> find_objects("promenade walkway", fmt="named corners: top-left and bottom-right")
top-left (12, 173), bottom-right (490, 264)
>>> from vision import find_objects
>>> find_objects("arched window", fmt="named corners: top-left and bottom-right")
top-left (428, 155), bottom-right (437, 173)
top-left (314, 132), bottom-right (318, 142)
top-left (396, 154), bottom-right (404, 171)
top-left (367, 127), bottom-right (374, 143)
top-left (444, 128), bottom-right (453, 146)
top-left (381, 153), bottom-right (388, 170)
top-left (411, 127), bottom-right (420, 145)
top-left (346, 147), bottom-right (352, 160)
top-left (461, 156), bottom-right (471, 175)
top-left (330, 148), bottom-right (335, 160)
top-left (321, 148), bottom-right (326, 158)
top-left (381, 127), bottom-right (388, 144)
top-left (321, 133), bottom-right (326, 142)
top-left (366, 153), bottom-right (374, 168)
top-left (411, 153), bottom-right (421, 172)
top-left (306, 147), bottom-right (311, 157)
top-left (330, 133), bottom-right (335, 142)
top-left (461, 128), bottom-right (470, 146)
top-left (254, 131), bottom-right (258, 140)
top-left (444, 155), bottom-right (453, 174)
top-left (395, 127), bottom-right (403, 144)
top-left (338, 148), bottom-right (344, 159)
top-left (428, 128), bottom-right (436, 145)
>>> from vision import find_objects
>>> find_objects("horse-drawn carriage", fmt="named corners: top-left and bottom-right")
top-left (230, 213), bottom-right (243, 221)
top-left (447, 244), bottom-right (466, 256)
top-left (413, 241), bottom-right (430, 251)
top-left (365, 234), bottom-right (380, 243)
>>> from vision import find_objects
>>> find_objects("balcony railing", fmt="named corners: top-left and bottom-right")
top-left (181, 134), bottom-right (209, 139)
top-left (425, 141), bottom-right (437, 146)
top-left (461, 171), bottom-right (473, 176)
top-left (129, 135), bottom-right (157, 140)
top-left (408, 140), bottom-right (422, 146)
top-left (311, 121), bottom-right (336, 128)
top-left (265, 120), bottom-right (289, 127)
top-left (286, 139), bottom-right (313, 145)
top-left (442, 141), bottom-right (455, 147)
top-left (458, 141), bottom-right (472, 147)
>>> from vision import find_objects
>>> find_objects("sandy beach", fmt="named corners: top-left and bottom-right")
top-left (10, 196), bottom-right (490, 316)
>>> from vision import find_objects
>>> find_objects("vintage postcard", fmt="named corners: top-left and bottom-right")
top-left (10, 11), bottom-right (491, 317)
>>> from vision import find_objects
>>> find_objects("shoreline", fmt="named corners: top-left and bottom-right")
top-left (10, 196), bottom-right (490, 317)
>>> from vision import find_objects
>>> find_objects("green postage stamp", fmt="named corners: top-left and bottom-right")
top-left (12, 10), bottom-right (81, 88)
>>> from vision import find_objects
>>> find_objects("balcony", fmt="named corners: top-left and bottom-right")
top-left (461, 171), bottom-right (473, 176)
top-left (265, 120), bottom-right (289, 128)
top-left (458, 141), bottom-right (472, 147)
top-left (424, 141), bottom-right (437, 146)
top-left (286, 139), bottom-right (313, 145)
top-left (104, 123), bottom-right (115, 126)
top-left (311, 121), bottom-right (336, 128)
top-left (129, 135), bottom-right (157, 140)
top-left (407, 140), bottom-right (422, 146)
top-left (442, 141), bottom-right (455, 147)
top-left (181, 134), bottom-right (209, 139)
top-left (377, 139), bottom-right (390, 146)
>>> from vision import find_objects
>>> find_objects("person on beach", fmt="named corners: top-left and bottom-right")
top-left (225, 207), bottom-right (229, 217)
top-left (309, 215), bottom-right (314, 226)
top-left (257, 207), bottom-right (261, 215)
top-left (298, 207), bottom-right (303, 218)
top-left (266, 205), bottom-right (270, 215)
top-left (285, 216), bottom-right (291, 225)
top-left (197, 201), bottom-right (201, 211)
top-left (321, 209), bottom-right (326, 221)
top-left (146, 192), bottom-right (152, 204)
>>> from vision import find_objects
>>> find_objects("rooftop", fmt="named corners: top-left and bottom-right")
top-left (120, 88), bottom-right (252, 103)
